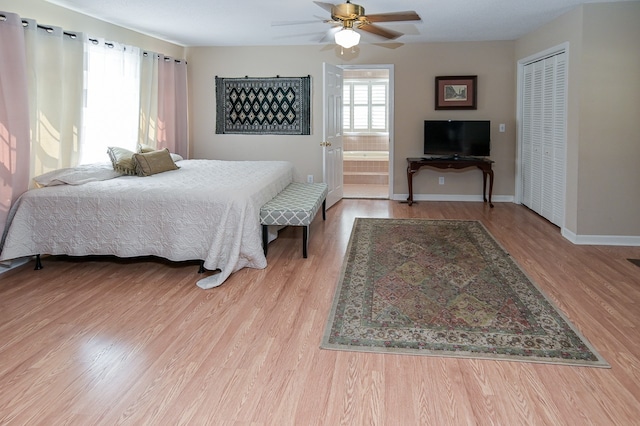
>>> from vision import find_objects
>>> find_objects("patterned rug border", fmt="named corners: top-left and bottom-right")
top-left (321, 218), bottom-right (610, 368)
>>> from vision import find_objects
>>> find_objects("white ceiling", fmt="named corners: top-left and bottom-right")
top-left (43, 0), bottom-right (631, 47)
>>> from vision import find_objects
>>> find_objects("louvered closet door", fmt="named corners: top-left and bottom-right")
top-left (521, 52), bottom-right (566, 227)
top-left (551, 54), bottom-right (566, 226)
top-left (521, 63), bottom-right (533, 207)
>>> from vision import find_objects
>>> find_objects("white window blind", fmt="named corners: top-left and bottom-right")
top-left (343, 80), bottom-right (388, 132)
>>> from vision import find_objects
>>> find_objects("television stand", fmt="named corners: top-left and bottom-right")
top-left (406, 157), bottom-right (494, 207)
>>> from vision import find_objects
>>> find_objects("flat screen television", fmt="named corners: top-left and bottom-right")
top-left (424, 120), bottom-right (490, 157)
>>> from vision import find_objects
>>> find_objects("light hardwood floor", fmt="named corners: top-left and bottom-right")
top-left (1, 200), bottom-right (640, 425)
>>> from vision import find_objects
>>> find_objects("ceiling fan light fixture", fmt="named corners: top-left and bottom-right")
top-left (335, 27), bottom-right (360, 48)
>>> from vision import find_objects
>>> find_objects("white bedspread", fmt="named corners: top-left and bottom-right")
top-left (32, 163), bottom-right (124, 187)
top-left (0, 159), bottom-right (294, 289)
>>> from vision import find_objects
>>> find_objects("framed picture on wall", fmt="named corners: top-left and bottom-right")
top-left (435, 75), bottom-right (477, 110)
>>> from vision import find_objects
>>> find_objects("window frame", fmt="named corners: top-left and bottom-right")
top-left (343, 78), bottom-right (389, 134)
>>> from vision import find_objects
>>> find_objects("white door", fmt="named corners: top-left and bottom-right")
top-left (520, 51), bottom-right (567, 228)
top-left (322, 63), bottom-right (343, 209)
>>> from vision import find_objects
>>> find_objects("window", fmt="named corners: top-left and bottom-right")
top-left (80, 40), bottom-right (141, 164)
top-left (343, 80), bottom-right (388, 133)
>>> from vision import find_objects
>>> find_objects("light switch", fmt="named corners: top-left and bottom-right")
top-left (499, 123), bottom-right (506, 132)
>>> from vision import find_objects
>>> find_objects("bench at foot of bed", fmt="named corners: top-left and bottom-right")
top-left (260, 182), bottom-right (328, 259)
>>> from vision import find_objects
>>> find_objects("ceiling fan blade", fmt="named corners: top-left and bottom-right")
top-left (371, 42), bottom-right (404, 50)
top-left (358, 23), bottom-right (403, 40)
top-left (313, 1), bottom-right (336, 14)
top-left (363, 11), bottom-right (421, 23)
top-left (319, 26), bottom-right (341, 43)
top-left (272, 19), bottom-right (324, 27)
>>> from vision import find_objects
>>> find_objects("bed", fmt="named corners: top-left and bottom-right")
top-left (0, 159), bottom-right (294, 289)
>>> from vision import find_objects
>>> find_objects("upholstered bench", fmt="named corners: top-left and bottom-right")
top-left (260, 182), bottom-right (328, 258)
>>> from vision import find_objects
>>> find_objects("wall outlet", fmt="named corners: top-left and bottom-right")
top-left (307, 175), bottom-right (313, 183)
top-left (439, 176), bottom-right (445, 185)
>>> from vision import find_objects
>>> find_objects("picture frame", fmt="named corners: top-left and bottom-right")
top-left (435, 75), bottom-right (477, 110)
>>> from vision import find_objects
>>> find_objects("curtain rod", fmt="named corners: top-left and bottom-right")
top-left (1, 13), bottom-right (185, 64)
top-left (25, 20), bottom-right (79, 39)
top-left (0, 14), bottom-right (77, 38)
top-left (88, 38), bottom-right (114, 48)
top-left (142, 51), bottom-right (186, 64)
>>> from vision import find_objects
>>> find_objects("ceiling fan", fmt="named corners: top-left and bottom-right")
top-left (313, 1), bottom-right (421, 48)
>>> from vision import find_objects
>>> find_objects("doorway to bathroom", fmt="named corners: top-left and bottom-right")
top-left (342, 66), bottom-right (392, 199)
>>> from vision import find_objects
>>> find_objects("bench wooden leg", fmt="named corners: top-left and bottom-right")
top-left (303, 226), bottom-right (308, 258)
top-left (262, 225), bottom-right (268, 257)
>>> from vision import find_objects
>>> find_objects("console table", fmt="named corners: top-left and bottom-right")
top-left (406, 157), bottom-right (494, 207)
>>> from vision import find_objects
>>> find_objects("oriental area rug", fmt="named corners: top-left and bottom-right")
top-left (321, 218), bottom-right (609, 367)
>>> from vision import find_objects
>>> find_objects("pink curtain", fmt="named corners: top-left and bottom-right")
top-left (146, 54), bottom-right (188, 158)
top-left (173, 60), bottom-right (188, 158)
top-left (157, 56), bottom-right (175, 153)
top-left (0, 12), bottom-right (30, 234)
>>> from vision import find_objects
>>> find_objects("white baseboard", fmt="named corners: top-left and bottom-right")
top-left (562, 228), bottom-right (640, 246)
top-left (0, 257), bottom-right (31, 275)
top-left (392, 193), bottom-right (514, 204)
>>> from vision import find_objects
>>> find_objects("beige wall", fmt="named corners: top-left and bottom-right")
top-left (0, 0), bottom-right (184, 57)
top-left (579, 3), bottom-right (640, 237)
top-left (187, 42), bottom-right (516, 196)
top-left (516, 2), bottom-right (640, 238)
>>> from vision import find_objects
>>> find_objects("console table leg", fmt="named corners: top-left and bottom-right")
top-left (488, 170), bottom-right (494, 208)
top-left (407, 167), bottom-right (414, 206)
top-left (482, 172), bottom-right (488, 203)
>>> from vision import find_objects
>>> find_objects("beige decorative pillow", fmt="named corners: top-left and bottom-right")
top-left (137, 143), bottom-right (184, 162)
top-left (132, 148), bottom-right (179, 176)
top-left (107, 147), bottom-right (137, 175)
